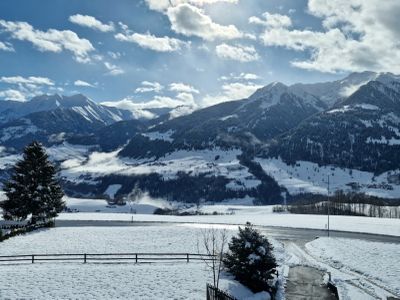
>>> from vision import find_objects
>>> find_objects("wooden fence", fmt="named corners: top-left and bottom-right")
top-left (0, 252), bottom-right (215, 264)
top-left (206, 284), bottom-right (237, 300)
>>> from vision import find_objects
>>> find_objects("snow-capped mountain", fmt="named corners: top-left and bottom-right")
top-left (267, 78), bottom-right (400, 174)
top-left (0, 94), bottom-right (133, 125)
top-left (0, 94), bottom-right (137, 148)
top-left (119, 82), bottom-right (327, 159)
top-left (291, 71), bottom-right (379, 107)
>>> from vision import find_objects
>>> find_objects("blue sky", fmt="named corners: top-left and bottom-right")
top-left (0, 0), bottom-right (399, 111)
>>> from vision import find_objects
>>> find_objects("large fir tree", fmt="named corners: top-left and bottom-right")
top-left (0, 141), bottom-right (65, 223)
top-left (223, 222), bottom-right (277, 293)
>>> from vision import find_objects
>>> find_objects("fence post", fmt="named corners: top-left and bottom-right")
top-left (187, 253), bottom-right (189, 263)
top-left (135, 253), bottom-right (138, 263)
top-left (84, 253), bottom-right (87, 263)
top-left (32, 255), bottom-right (34, 264)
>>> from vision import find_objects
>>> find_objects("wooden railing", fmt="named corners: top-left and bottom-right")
top-left (0, 252), bottom-right (215, 264)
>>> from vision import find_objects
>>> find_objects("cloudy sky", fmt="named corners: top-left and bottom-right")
top-left (0, 0), bottom-right (399, 111)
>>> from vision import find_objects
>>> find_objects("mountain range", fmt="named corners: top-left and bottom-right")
top-left (1, 71), bottom-right (399, 204)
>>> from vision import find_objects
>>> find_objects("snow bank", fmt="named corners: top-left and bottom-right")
top-left (306, 237), bottom-right (400, 298)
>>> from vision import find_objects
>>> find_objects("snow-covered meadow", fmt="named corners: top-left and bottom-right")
top-left (0, 263), bottom-right (211, 300)
top-left (0, 224), bottom-right (286, 300)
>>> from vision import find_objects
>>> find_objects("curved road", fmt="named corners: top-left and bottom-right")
top-left (54, 219), bottom-right (400, 244)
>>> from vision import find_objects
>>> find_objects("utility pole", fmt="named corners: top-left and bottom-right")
top-left (327, 174), bottom-right (330, 237)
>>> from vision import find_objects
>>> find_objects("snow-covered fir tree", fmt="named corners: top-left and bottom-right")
top-left (0, 141), bottom-right (65, 224)
top-left (223, 222), bottom-right (277, 293)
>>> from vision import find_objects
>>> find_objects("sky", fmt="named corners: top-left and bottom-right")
top-left (0, 0), bottom-right (399, 112)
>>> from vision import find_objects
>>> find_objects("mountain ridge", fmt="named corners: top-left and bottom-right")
top-left (1, 72), bottom-right (400, 202)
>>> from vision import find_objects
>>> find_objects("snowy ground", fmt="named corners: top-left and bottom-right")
top-left (0, 225), bottom-right (286, 300)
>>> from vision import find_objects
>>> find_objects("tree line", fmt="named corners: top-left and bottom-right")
top-left (283, 190), bottom-right (400, 218)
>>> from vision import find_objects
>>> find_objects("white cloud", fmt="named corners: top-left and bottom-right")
top-left (249, 12), bottom-right (292, 28)
top-left (202, 82), bottom-right (262, 107)
top-left (168, 104), bottom-right (196, 119)
top-left (74, 80), bottom-right (95, 88)
top-left (69, 14), bottom-right (114, 32)
top-left (102, 96), bottom-right (197, 119)
top-left (145, 0), bottom-right (238, 12)
top-left (216, 43), bottom-right (260, 62)
top-left (0, 76), bottom-right (54, 86)
top-left (104, 62), bottom-right (124, 76)
top-left (137, 95), bottom-right (190, 108)
top-left (101, 99), bottom-right (156, 119)
top-left (0, 89), bottom-right (26, 101)
top-left (0, 41), bottom-right (14, 52)
top-left (166, 4), bottom-right (243, 41)
top-left (175, 92), bottom-right (195, 103)
top-left (103, 95), bottom-right (193, 111)
top-left (0, 75), bottom-right (58, 101)
top-left (115, 32), bottom-right (187, 52)
top-left (253, 0), bottom-right (400, 73)
top-left (0, 19), bottom-right (94, 63)
top-left (219, 73), bottom-right (260, 81)
top-left (169, 82), bottom-right (199, 94)
top-left (135, 81), bottom-right (164, 93)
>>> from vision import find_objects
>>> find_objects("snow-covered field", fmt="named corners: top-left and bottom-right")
top-left (0, 225), bottom-right (233, 255)
top-left (0, 263), bottom-right (211, 300)
top-left (0, 225), bottom-right (285, 300)
top-left (256, 157), bottom-right (400, 198)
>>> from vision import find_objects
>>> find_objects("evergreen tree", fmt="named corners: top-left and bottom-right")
top-left (0, 141), bottom-right (65, 223)
top-left (223, 222), bottom-right (277, 293)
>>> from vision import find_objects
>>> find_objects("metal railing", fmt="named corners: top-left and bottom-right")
top-left (206, 284), bottom-right (237, 300)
